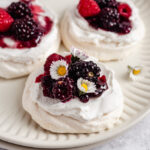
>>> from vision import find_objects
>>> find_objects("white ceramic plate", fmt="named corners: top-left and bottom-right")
top-left (0, 0), bottom-right (150, 149)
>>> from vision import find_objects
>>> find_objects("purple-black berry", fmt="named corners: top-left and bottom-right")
top-left (7, 2), bottom-right (32, 19)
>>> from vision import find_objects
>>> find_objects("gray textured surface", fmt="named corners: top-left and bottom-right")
top-left (92, 113), bottom-right (150, 150)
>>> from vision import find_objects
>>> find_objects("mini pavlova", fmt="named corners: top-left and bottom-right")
top-left (22, 48), bottom-right (123, 133)
top-left (61, 0), bottom-right (145, 61)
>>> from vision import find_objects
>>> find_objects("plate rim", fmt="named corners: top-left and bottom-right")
top-left (0, 0), bottom-right (149, 148)
top-left (0, 107), bottom-right (149, 149)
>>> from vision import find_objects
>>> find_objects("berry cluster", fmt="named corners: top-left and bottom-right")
top-left (36, 51), bottom-right (108, 103)
top-left (78, 0), bottom-right (132, 34)
top-left (0, 0), bottom-right (53, 48)
top-left (69, 60), bottom-right (100, 81)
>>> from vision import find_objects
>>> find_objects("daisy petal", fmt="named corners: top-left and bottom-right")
top-left (71, 47), bottom-right (89, 61)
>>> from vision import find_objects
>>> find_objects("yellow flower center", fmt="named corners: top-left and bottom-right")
top-left (81, 83), bottom-right (88, 92)
top-left (133, 69), bottom-right (141, 75)
top-left (57, 66), bottom-right (67, 76)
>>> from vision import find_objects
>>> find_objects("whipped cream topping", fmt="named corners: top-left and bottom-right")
top-left (32, 57), bottom-right (123, 122)
top-left (0, 0), bottom-right (59, 64)
top-left (65, 0), bottom-right (145, 49)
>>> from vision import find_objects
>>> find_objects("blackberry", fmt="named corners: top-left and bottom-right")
top-left (11, 17), bottom-right (43, 41)
top-left (98, 8), bottom-right (120, 31)
top-left (41, 76), bottom-right (54, 98)
top-left (95, 0), bottom-right (119, 8)
top-left (52, 77), bottom-right (74, 103)
top-left (7, 2), bottom-right (33, 19)
top-left (69, 60), bottom-right (101, 81)
top-left (117, 21), bottom-right (132, 34)
top-left (41, 75), bottom-right (53, 88)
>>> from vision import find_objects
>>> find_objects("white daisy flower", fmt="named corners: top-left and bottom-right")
top-left (128, 65), bottom-right (144, 81)
top-left (71, 47), bottom-right (88, 60)
top-left (50, 60), bottom-right (68, 80)
top-left (77, 78), bottom-right (96, 93)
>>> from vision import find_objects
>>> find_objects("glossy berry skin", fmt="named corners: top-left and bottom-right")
top-left (7, 2), bottom-right (33, 19)
top-left (11, 16), bottom-right (43, 41)
top-left (79, 94), bottom-right (89, 103)
top-left (0, 8), bottom-right (14, 32)
top-left (69, 60), bottom-right (101, 81)
top-left (78, 0), bottom-right (101, 17)
top-left (52, 77), bottom-right (74, 103)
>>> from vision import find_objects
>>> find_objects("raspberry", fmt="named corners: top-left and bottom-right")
top-left (65, 54), bottom-right (72, 64)
top-left (7, 2), bottom-right (33, 19)
top-left (0, 8), bottom-right (14, 32)
top-left (11, 16), bottom-right (42, 41)
top-left (69, 60), bottom-right (101, 81)
top-left (52, 77), bottom-right (74, 103)
top-left (78, 0), bottom-right (101, 17)
top-left (98, 8), bottom-right (120, 31)
top-left (118, 3), bottom-right (132, 18)
top-left (44, 53), bottom-right (66, 75)
top-left (95, 0), bottom-right (119, 9)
